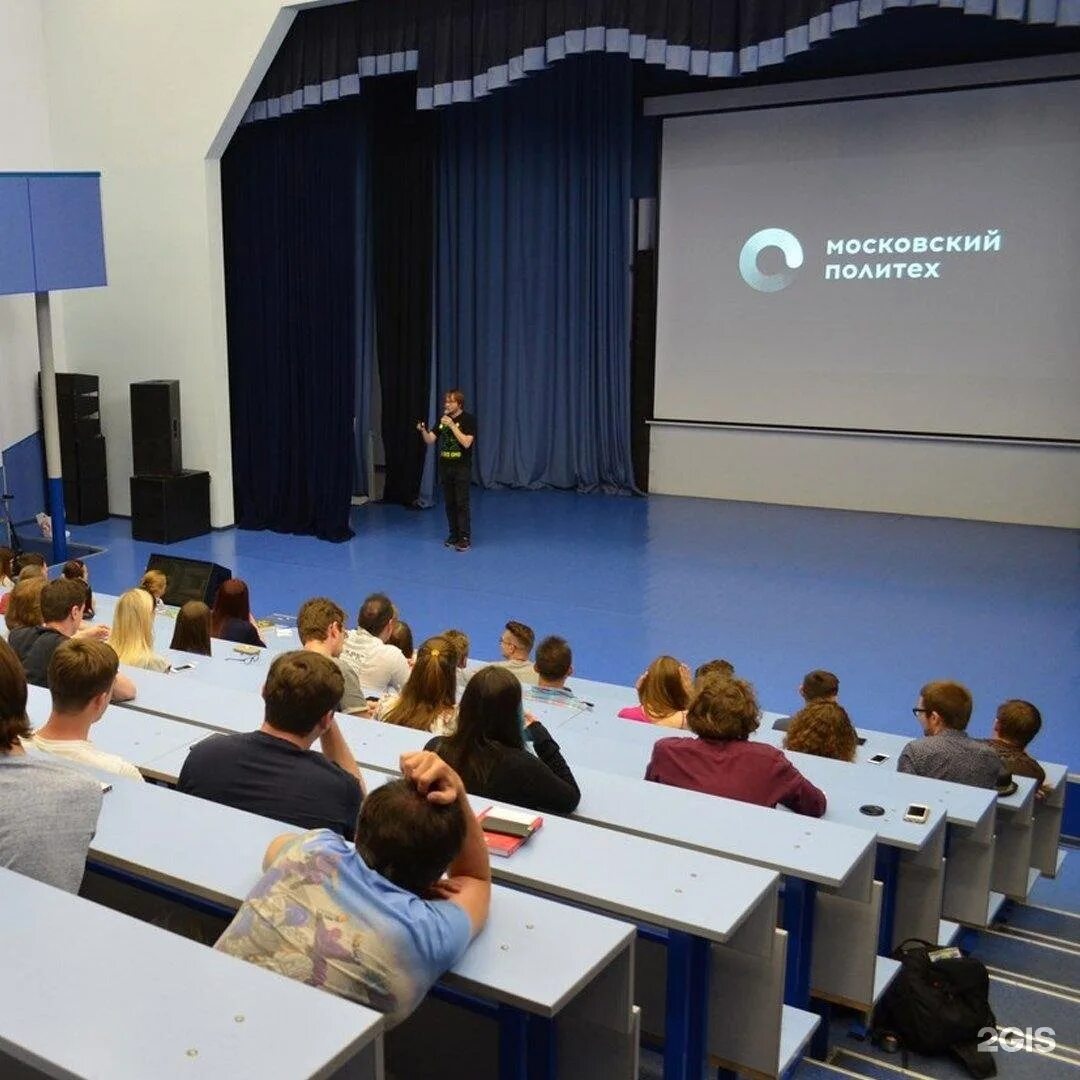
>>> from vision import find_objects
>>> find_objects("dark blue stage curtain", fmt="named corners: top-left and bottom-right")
top-left (245, 0), bottom-right (1080, 121)
top-left (434, 55), bottom-right (634, 492)
top-left (222, 100), bottom-right (362, 542)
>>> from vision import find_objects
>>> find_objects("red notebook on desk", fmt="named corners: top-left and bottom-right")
top-left (478, 806), bottom-right (543, 857)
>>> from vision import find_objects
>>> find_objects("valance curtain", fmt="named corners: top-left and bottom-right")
top-left (245, 0), bottom-right (1079, 121)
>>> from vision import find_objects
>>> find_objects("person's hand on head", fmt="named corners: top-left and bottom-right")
top-left (401, 750), bottom-right (463, 805)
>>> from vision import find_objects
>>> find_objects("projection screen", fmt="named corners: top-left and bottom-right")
top-left (653, 76), bottom-right (1080, 441)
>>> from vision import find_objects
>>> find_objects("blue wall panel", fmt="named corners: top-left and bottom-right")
top-left (1, 430), bottom-right (48, 525)
top-left (0, 176), bottom-right (36, 296)
top-left (28, 174), bottom-right (107, 291)
top-left (0, 172), bottom-right (106, 295)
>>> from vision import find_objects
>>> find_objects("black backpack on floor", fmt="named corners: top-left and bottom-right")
top-left (871, 938), bottom-right (997, 1078)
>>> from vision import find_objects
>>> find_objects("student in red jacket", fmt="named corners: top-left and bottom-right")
top-left (645, 674), bottom-right (827, 817)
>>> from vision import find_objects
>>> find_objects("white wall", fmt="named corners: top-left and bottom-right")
top-left (32, 0), bottom-right (296, 525)
top-left (0, 0), bottom-right (57, 457)
top-left (649, 426), bottom-right (1080, 528)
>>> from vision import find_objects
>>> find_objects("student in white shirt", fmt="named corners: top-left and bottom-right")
top-left (25, 637), bottom-right (144, 782)
top-left (340, 593), bottom-right (410, 697)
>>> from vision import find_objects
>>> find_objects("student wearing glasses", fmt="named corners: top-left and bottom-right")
top-left (898, 681), bottom-right (1005, 790)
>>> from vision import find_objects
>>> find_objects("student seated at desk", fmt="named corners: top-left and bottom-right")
top-left (390, 619), bottom-right (415, 664)
top-left (61, 559), bottom-right (94, 620)
top-left (110, 589), bottom-right (171, 673)
top-left (339, 593), bottom-right (410, 696)
top-left (24, 638), bottom-right (144, 782)
top-left (772, 669), bottom-right (839, 732)
top-left (216, 750), bottom-right (489, 1028)
top-left (645, 675), bottom-right (827, 817)
top-left (982, 699), bottom-right (1048, 795)
top-left (178, 651), bottom-right (365, 836)
top-left (899, 681), bottom-right (1005, 790)
top-left (18, 581), bottom-right (135, 702)
top-left (376, 636), bottom-right (458, 735)
top-left (693, 657), bottom-right (735, 686)
top-left (441, 627), bottom-right (469, 692)
top-left (297, 597), bottom-right (365, 713)
top-left (170, 601), bottom-right (212, 657)
top-left (138, 569), bottom-right (167, 607)
top-left (618, 655), bottom-right (691, 728)
top-left (491, 620), bottom-right (540, 686)
top-left (0, 546), bottom-right (13, 591)
top-left (784, 701), bottom-right (858, 763)
top-left (5, 577), bottom-right (46, 654)
top-left (525, 635), bottom-right (581, 705)
top-left (426, 666), bottom-right (581, 814)
top-left (210, 579), bottom-right (265, 648)
top-left (0, 638), bottom-right (103, 892)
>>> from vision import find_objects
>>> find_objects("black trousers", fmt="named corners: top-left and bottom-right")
top-left (440, 460), bottom-right (471, 542)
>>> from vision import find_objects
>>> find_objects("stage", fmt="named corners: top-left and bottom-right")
top-left (63, 489), bottom-right (1078, 769)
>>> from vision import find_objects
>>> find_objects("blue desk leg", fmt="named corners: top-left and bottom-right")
top-left (875, 845), bottom-right (901, 956)
top-left (499, 1005), bottom-right (529, 1080)
top-left (783, 877), bottom-right (832, 1058)
top-left (782, 876), bottom-right (816, 1009)
top-left (527, 1015), bottom-right (558, 1080)
top-left (665, 931), bottom-right (711, 1080)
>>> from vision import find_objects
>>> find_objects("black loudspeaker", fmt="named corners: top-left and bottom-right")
top-left (143, 552), bottom-right (231, 607)
top-left (131, 380), bottom-right (182, 476)
top-left (48, 373), bottom-right (109, 524)
top-left (130, 470), bottom-right (211, 544)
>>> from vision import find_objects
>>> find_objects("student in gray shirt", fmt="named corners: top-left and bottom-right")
top-left (0, 638), bottom-right (102, 893)
top-left (898, 680), bottom-right (1005, 790)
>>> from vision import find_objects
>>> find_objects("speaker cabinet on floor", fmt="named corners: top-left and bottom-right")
top-left (143, 553), bottom-right (231, 607)
top-left (131, 379), bottom-right (182, 476)
top-left (48, 372), bottom-right (109, 524)
top-left (130, 470), bottom-right (210, 544)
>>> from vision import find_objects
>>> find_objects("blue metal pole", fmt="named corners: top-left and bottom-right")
top-left (35, 291), bottom-right (68, 564)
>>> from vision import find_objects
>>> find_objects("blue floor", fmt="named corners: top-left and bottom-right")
top-left (63, 489), bottom-right (1079, 768)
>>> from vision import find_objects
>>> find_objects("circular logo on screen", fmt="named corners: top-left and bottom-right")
top-left (739, 228), bottom-right (804, 292)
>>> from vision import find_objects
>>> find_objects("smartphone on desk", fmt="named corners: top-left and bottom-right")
top-left (869, 752), bottom-right (890, 764)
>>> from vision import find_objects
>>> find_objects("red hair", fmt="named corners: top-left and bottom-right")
top-left (211, 579), bottom-right (251, 635)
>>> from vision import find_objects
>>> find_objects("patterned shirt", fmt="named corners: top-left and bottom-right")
top-left (897, 729), bottom-right (1004, 789)
top-left (215, 830), bottom-right (471, 1027)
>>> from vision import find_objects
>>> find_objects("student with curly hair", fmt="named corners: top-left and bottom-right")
top-left (784, 701), bottom-right (858, 763)
top-left (646, 675), bottom-right (826, 816)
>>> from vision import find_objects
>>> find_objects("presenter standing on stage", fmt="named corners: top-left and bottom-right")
top-left (418, 390), bottom-right (476, 552)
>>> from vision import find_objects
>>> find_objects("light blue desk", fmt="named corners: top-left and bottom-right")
top-left (0, 865), bottom-right (385, 1079)
top-left (753, 724), bottom-right (1038, 906)
top-left (768, 721), bottom-right (1070, 882)
top-left (476, 668), bottom-right (788, 730)
top-left (112, 713), bottom-right (814, 1080)
top-left (558, 709), bottom-right (1016, 927)
top-left (85, 776), bottom-right (638, 1080)
top-left (26, 683), bottom-right (203, 783)
top-left (118, 669), bottom-right (882, 1025)
top-left (92, 592), bottom-right (300, 658)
